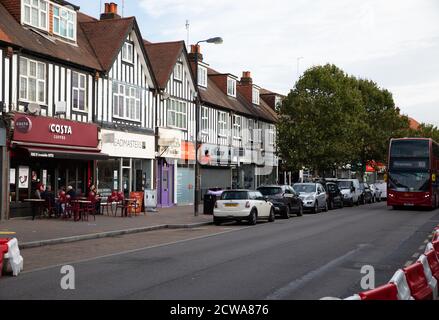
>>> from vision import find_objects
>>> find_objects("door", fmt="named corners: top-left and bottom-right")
top-left (255, 191), bottom-right (269, 217)
top-left (317, 185), bottom-right (326, 208)
top-left (159, 160), bottom-right (174, 207)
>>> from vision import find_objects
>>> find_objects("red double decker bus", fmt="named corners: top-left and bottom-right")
top-left (387, 138), bottom-right (439, 209)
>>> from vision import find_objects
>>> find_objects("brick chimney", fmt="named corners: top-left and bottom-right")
top-left (188, 44), bottom-right (203, 63)
top-left (100, 2), bottom-right (121, 20)
top-left (237, 71), bottom-right (254, 104)
top-left (0, 0), bottom-right (21, 23)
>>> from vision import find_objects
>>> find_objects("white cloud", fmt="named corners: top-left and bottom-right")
top-left (138, 0), bottom-right (439, 124)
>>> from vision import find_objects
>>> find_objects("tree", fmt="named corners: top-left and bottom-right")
top-left (407, 123), bottom-right (439, 142)
top-left (277, 64), bottom-right (364, 175)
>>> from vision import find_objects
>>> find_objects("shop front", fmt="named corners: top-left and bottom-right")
top-left (157, 128), bottom-right (182, 207)
top-left (199, 143), bottom-right (233, 198)
top-left (176, 141), bottom-right (195, 206)
top-left (98, 129), bottom-right (155, 199)
top-left (7, 113), bottom-right (106, 218)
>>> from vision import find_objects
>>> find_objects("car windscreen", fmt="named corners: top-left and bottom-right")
top-left (293, 184), bottom-right (315, 193)
top-left (258, 187), bottom-right (283, 196)
top-left (221, 191), bottom-right (249, 200)
top-left (337, 181), bottom-right (353, 190)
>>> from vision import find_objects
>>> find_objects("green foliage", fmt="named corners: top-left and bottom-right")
top-left (277, 64), bottom-right (410, 175)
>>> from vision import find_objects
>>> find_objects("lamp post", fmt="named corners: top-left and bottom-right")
top-left (194, 37), bottom-right (223, 216)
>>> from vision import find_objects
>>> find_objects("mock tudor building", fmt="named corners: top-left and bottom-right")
top-left (0, 0), bottom-right (280, 220)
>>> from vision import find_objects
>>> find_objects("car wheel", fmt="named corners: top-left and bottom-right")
top-left (283, 205), bottom-right (290, 219)
top-left (248, 209), bottom-right (257, 225)
top-left (268, 208), bottom-right (275, 222)
top-left (297, 203), bottom-right (303, 217)
top-left (313, 202), bottom-right (319, 214)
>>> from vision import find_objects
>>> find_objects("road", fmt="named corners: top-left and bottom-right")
top-left (1, 202), bottom-right (438, 300)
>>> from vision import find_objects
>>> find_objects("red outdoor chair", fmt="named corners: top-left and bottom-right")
top-left (115, 192), bottom-right (126, 217)
top-left (101, 194), bottom-right (117, 216)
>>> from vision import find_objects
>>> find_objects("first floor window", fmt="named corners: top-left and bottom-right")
top-left (72, 72), bottom-right (86, 111)
top-left (269, 125), bottom-right (275, 145)
top-left (113, 83), bottom-right (141, 121)
top-left (248, 119), bottom-right (254, 142)
top-left (19, 57), bottom-right (46, 104)
top-left (233, 115), bottom-right (241, 139)
top-left (122, 42), bottom-right (134, 63)
top-left (218, 111), bottom-right (227, 136)
top-left (168, 99), bottom-right (187, 129)
top-left (201, 107), bottom-right (208, 133)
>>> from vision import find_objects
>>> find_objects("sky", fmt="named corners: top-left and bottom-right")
top-left (74, 0), bottom-right (439, 126)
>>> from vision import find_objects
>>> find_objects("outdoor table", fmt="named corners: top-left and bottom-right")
top-left (122, 199), bottom-right (138, 217)
top-left (71, 200), bottom-right (92, 221)
top-left (23, 199), bottom-right (46, 221)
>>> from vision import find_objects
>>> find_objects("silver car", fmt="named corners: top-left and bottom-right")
top-left (292, 183), bottom-right (328, 213)
top-left (369, 184), bottom-right (382, 202)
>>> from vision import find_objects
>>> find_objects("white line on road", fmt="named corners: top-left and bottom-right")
top-left (265, 244), bottom-right (371, 300)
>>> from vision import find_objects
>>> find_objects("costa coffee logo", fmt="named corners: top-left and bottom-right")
top-left (49, 124), bottom-right (73, 135)
top-left (15, 117), bottom-right (32, 134)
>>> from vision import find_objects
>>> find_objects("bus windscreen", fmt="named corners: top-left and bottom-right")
top-left (390, 140), bottom-right (430, 158)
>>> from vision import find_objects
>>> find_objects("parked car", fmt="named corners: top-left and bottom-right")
top-left (214, 190), bottom-right (275, 226)
top-left (337, 179), bottom-right (361, 206)
top-left (323, 182), bottom-right (344, 210)
top-left (369, 184), bottom-right (382, 202)
top-left (257, 185), bottom-right (303, 218)
top-left (292, 183), bottom-right (328, 213)
top-left (359, 182), bottom-right (373, 204)
top-left (374, 180), bottom-right (387, 199)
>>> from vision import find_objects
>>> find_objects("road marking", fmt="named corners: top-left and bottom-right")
top-left (20, 226), bottom-right (252, 275)
top-left (404, 261), bottom-right (413, 267)
top-left (265, 244), bottom-right (371, 300)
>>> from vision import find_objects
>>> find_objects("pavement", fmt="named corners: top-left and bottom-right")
top-left (0, 205), bottom-right (212, 248)
top-left (1, 202), bottom-right (438, 300)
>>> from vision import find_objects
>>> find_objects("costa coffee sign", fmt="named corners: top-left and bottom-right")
top-left (13, 114), bottom-right (98, 148)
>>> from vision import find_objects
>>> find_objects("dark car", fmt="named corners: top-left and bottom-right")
top-left (359, 182), bottom-right (373, 204)
top-left (324, 182), bottom-right (344, 210)
top-left (257, 185), bottom-right (303, 218)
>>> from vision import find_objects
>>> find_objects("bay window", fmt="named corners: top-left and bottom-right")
top-left (72, 72), bottom-right (86, 111)
top-left (168, 99), bottom-right (187, 129)
top-left (53, 5), bottom-right (76, 40)
top-left (19, 57), bottom-right (46, 104)
top-left (113, 83), bottom-right (141, 121)
top-left (22, 0), bottom-right (48, 31)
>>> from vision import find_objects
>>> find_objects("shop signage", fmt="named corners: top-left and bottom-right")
top-left (13, 113), bottom-right (98, 148)
top-left (101, 129), bottom-right (155, 159)
top-left (198, 144), bottom-right (231, 166)
top-left (181, 141), bottom-right (195, 161)
top-left (158, 128), bottom-right (182, 159)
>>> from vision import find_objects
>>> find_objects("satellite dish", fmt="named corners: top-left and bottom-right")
top-left (27, 103), bottom-right (41, 115)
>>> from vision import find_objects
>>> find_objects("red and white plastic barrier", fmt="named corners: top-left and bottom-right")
top-left (0, 238), bottom-right (24, 277)
top-left (359, 283), bottom-right (398, 300)
top-left (403, 262), bottom-right (433, 300)
top-left (389, 269), bottom-right (414, 300)
top-left (417, 254), bottom-right (438, 299)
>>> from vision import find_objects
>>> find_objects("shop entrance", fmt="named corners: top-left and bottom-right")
top-left (158, 159), bottom-right (174, 207)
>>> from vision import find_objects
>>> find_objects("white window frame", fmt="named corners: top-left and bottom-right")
top-left (113, 83), bottom-right (141, 122)
top-left (248, 119), bottom-right (254, 143)
top-left (252, 87), bottom-right (260, 105)
top-left (198, 65), bottom-right (207, 87)
top-left (72, 72), bottom-right (87, 112)
top-left (233, 115), bottom-right (242, 139)
top-left (22, 0), bottom-right (48, 31)
top-left (227, 78), bottom-right (236, 97)
top-left (201, 106), bottom-right (208, 134)
top-left (174, 63), bottom-right (183, 81)
top-left (269, 124), bottom-right (275, 146)
top-left (167, 99), bottom-right (187, 130)
top-left (19, 57), bottom-right (46, 105)
top-left (122, 42), bottom-right (134, 64)
top-left (218, 111), bottom-right (227, 137)
top-left (52, 4), bottom-right (76, 41)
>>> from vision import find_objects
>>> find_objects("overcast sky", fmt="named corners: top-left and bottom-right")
top-left (75, 0), bottom-right (439, 126)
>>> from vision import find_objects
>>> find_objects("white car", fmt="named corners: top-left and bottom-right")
top-left (337, 179), bottom-right (361, 206)
top-left (369, 183), bottom-right (382, 202)
top-left (374, 181), bottom-right (387, 199)
top-left (214, 190), bottom-right (275, 225)
top-left (292, 183), bottom-right (328, 213)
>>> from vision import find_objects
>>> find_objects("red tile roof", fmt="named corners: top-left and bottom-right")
top-left (144, 40), bottom-right (185, 89)
top-left (408, 117), bottom-right (420, 130)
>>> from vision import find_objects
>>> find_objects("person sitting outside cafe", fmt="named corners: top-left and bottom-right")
top-left (34, 183), bottom-right (44, 199)
top-left (66, 186), bottom-right (77, 199)
top-left (41, 185), bottom-right (58, 217)
top-left (88, 185), bottom-right (101, 215)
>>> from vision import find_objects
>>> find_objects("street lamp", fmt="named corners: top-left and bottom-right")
top-left (194, 37), bottom-right (223, 216)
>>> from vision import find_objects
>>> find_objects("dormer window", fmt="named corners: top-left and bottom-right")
top-left (252, 87), bottom-right (260, 105)
top-left (53, 4), bottom-right (76, 40)
top-left (122, 42), bottom-right (134, 63)
top-left (22, 0), bottom-right (48, 31)
top-left (174, 63), bottom-right (183, 81)
top-left (227, 78), bottom-right (236, 97)
top-left (198, 65), bottom-right (207, 87)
